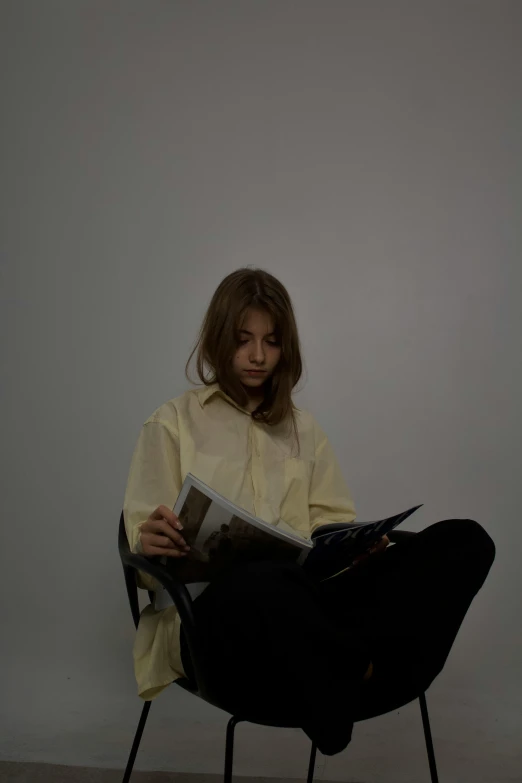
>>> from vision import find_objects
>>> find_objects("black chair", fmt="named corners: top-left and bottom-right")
top-left (118, 512), bottom-right (440, 783)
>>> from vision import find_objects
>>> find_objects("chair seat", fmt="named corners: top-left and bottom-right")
top-left (175, 674), bottom-right (423, 729)
top-left (175, 678), bottom-right (305, 728)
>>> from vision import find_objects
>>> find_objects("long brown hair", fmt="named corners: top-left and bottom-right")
top-left (185, 267), bottom-right (304, 454)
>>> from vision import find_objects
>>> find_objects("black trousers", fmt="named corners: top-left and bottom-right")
top-left (181, 519), bottom-right (495, 755)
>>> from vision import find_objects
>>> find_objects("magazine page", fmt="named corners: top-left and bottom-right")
top-left (177, 473), bottom-right (313, 548)
top-left (163, 473), bottom-right (312, 586)
top-left (312, 505), bottom-right (423, 548)
top-left (304, 505), bottom-right (423, 581)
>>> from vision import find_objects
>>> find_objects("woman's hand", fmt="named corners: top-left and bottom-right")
top-left (352, 534), bottom-right (390, 566)
top-left (139, 505), bottom-right (190, 557)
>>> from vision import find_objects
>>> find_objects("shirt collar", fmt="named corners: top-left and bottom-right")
top-left (196, 382), bottom-right (250, 415)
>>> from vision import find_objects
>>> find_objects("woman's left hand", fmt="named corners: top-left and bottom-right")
top-left (352, 534), bottom-right (390, 566)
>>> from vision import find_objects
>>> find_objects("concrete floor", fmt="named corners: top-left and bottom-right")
top-left (0, 763), bottom-right (318, 783)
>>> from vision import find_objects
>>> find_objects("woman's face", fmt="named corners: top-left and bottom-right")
top-left (232, 307), bottom-right (282, 396)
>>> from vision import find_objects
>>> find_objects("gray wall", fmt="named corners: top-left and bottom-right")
top-left (1, 1), bottom-right (521, 781)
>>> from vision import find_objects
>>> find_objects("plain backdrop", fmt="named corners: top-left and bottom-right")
top-left (1, 2), bottom-right (521, 781)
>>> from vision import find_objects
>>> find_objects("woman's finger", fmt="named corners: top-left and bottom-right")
top-left (154, 519), bottom-right (189, 549)
top-left (353, 535), bottom-right (389, 565)
top-left (152, 505), bottom-right (183, 531)
top-left (144, 544), bottom-right (188, 557)
top-left (376, 535), bottom-right (390, 552)
top-left (147, 533), bottom-right (177, 549)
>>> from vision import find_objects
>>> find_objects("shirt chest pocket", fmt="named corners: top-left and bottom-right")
top-left (279, 457), bottom-right (313, 535)
top-left (283, 457), bottom-right (312, 488)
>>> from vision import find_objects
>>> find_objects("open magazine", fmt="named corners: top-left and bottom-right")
top-left (154, 472), bottom-right (422, 609)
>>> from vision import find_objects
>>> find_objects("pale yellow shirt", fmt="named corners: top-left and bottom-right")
top-left (123, 383), bottom-right (356, 700)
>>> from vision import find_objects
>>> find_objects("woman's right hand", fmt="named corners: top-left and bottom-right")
top-left (139, 505), bottom-right (190, 557)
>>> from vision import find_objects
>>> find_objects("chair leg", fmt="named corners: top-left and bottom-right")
top-left (122, 701), bottom-right (152, 783)
top-left (224, 716), bottom-right (241, 783)
top-left (306, 741), bottom-right (317, 783)
top-left (419, 692), bottom-right (439, 783)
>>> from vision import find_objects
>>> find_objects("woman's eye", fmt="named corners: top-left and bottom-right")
top-left (239, 340), bottom-right (279, 346)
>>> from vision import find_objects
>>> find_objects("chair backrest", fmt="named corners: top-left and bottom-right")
top-left (118, 512), bottom-right (145, 629)
top-left (117, 510), bottom-right (219, 702)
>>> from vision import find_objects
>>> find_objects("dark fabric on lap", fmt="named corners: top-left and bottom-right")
top-left (180, 518), bottom-right (495, 754)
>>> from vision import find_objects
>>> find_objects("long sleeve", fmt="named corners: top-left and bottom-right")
top-left (123, 408), bottom-right (187, 697)
top-left (308, 420), bottom-right (357, 536)
top-left (123, 411), bottom-right (182, 589)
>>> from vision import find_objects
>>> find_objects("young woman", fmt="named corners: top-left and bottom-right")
top-left (123, 267), bottom-right (495, 755)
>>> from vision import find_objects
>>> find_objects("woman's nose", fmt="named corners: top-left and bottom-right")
top-left (251, 343), bottom-right (265, 361)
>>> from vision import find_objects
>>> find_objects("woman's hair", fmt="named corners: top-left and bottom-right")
top-left (185, 267), bottom-right (304, 454)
